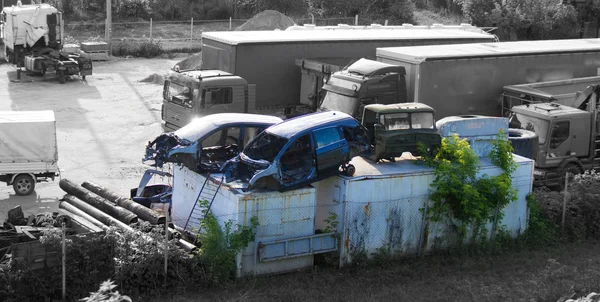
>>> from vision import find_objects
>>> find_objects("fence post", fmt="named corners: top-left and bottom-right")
top-left (417, 195), bottom-right (429, 256)
top-left (561, 172), bottom-right (569, 233)
top-left (150, 18), bottom-right (152, 40)
top-left (62, 221), bottom-right (66, 301)
top-left (230, 17), bottom-right (232, 30)
top-left (385, 20), bottom-right (388, 26)
top-left (354, 15), bottom-right (358, 26)
top-left (190, 18), bottom-right (194, 49)
top-left (163, 209), bottom-right (168, 288)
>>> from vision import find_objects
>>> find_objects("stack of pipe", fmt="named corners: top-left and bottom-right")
top-left (58, 179), bottom-right (197, 253)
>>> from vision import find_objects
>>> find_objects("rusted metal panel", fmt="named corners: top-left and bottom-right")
top-left (314, 155), bottom-right (533, 266)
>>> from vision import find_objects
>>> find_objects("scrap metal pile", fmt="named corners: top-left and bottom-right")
top-left (0, 178), bottom-right (197, 270)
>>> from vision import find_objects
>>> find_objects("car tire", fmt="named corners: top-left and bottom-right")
top-left (13, 174), bottom-right (35, 196)
top-left (345, 164), bottom-right (356, 177)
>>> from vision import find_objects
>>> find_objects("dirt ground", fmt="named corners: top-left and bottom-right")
top-left (0, 56), bottom-right (183, 221)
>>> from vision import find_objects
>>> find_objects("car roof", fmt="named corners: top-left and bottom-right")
top-left (175, 113), bottom-right (283, 141)
top-left (267, 111), bottom-right (357, 139)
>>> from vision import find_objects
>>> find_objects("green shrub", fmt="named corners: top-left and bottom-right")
top-left (113, 39), bottom-right (163, 58)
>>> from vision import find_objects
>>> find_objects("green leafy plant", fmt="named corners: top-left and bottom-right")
top-left (323, 212), bottom-right (339, 234)
top-left (419, 130), bottom-right (518, 244)
top-left (80, 279), bottom-right (132, 302)
top-left (196, 199), bottom-right (259, 284)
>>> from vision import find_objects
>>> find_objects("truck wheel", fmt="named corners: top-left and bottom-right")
top-left (58, 70), bottom-right (65, 84)
top-left (13, 174), bottom-right (35, 196)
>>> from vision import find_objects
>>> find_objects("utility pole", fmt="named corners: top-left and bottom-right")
top-left (106, 0), bottom-right (112, 55)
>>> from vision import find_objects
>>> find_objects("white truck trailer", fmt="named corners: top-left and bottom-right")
top-left (0, 111), bottom-right (60, 195)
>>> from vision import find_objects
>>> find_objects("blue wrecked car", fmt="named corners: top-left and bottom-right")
top-left (144, 113), bottom-right (283, 173)
top-left (222, 111), bottom-right (371, 191)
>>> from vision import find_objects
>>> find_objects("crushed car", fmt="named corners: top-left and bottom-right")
top-left (222, 111), bottom-right (371, 192)
top-left (144, 113), bottom-right (283, 173)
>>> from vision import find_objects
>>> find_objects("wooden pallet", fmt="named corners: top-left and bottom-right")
top-left (84, 51), bottom-right (110, 61)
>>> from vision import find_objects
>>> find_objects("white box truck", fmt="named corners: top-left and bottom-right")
top-left (0, 110), bottom-right (60, 195)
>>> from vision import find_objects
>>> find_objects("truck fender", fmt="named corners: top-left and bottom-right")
top-left (557, 159), bottom-right (583, 173)
top-left (9, 173), bottom-right (35, 185)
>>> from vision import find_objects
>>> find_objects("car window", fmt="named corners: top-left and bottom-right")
top-left (244, 132), bottom-right (288, 162)
top-left (381, 113), bottom-right (409, 130)
top-left (280, 134), bottom-right (314, 184)
top-left (411, 112), bottom-right (435, 129)
top-left (202, 130), bottom-right (225, 147)
top-left (243, 127), bottom-right (266, 148)
top-left (313, 127), bottom-right (342, 148)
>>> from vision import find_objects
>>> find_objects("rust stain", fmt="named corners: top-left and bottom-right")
top-left (364, 202), bottom-right (371, 216)
top-left (344, 232), bottom-right (350, 249)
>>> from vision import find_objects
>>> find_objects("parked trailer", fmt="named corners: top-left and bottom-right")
top-left (164, 27), bottom-right (495, 130)
top-left (200, 28), bottom-right (496, 110)
top-left (376, 39), bottom-right (600, 119)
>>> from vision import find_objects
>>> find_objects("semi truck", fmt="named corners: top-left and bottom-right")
top-left (0, 111), bottom-right (60, 196)
top-left (162, 26), bottom-right (496, 130)
top-left (1, 3), bottom-right (92, 82)
top-left (376, 39), bottom-right (600, 119)
top-left (509, 85), bottom-right (600, 188)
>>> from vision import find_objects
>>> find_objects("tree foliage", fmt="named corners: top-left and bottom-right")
top-left (419, 130), bottom-right (518, 243)
top-left (455, 0), bottom-right (580, 40)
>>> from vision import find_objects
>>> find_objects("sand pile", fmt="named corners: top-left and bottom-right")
top-left (173, 53), bottom-right (202, 71)
top-left (236, 10), bottom-right (295, 31)
top-left (139, 73), bottom-right (165, 84)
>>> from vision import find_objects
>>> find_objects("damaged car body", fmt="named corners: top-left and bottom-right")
top-left (222, 111), bottom-right (371, 192)
top-left (144, 113), bottom-right (283, 173)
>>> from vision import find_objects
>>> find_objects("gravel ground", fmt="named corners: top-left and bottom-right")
top-left (0, 56), bottom-right (184, 221)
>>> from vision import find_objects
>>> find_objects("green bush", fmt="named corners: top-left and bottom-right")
top-left (113, 39), bottom-right (163, 58)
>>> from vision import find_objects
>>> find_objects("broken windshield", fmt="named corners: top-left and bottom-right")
top-left (243, 132), bottom-right (288, 162)
top-left (320, 92), bottom-right (360, 116)
top-left (168, 82), bottom-right (194, 108)
top-left (509, 113), bottom-right (550, 144)
top-left (381, 113), bottom-right (409, 130)
top-left (411, 112), bottom-right (435, 129)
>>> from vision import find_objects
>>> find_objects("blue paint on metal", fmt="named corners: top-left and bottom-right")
top-left (436, 115), bottom-right (509, 157)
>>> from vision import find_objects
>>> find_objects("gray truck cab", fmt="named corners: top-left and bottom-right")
top-left (510, 102), bottom-right (594, 187)
top-left (319, 59), bottom-right (407, 120)
top-left (162, 69), bottom-right (256, 131)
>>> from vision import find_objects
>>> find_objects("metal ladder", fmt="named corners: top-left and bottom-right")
top-left (183, 174), bottom-right (224, 237)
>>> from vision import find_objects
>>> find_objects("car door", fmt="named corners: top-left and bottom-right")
top-left (313, 127), bottom-right (349, 175)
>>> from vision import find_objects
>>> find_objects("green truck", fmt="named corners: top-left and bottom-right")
top-left (361, 103), bottom-right (441, 162)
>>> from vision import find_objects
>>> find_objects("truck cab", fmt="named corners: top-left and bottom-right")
top-left (509, 101), bottom-right (598, 188)
top-left (361, 103), bottom-right (441, 162)
top-left (319, 59), bottom-right (408, 120)
top-left (162, 69), bottom-right (256, 131)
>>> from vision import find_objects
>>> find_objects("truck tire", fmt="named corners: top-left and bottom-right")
top-left (13, 174), bottom-right (35, 196)
top-left (58, 70), bottom-right (66, 84)
top-left (508, 128), bottom-right (539, 159)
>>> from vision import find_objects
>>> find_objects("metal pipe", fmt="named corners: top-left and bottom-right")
top-left (62, 194), bottom-right (133, 231)
top-left (59, 200), bottom-right (109, 231)
top-left (59, 179), bottom-right (138, 224)
top-left (82, 181), bottom-right (166, 225)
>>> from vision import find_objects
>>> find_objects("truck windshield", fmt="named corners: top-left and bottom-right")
top-left (381, 113), bottom-right (410, 130)
top-left (320, 92), bottom-right (360, 116)
top-left (168, 82), bottom-right (194, 108)
top-left (411, 112), bottom-right (435, 129)
top-left (509, 113), bottom-right (550, 144)
top-left (243, 132), bottom-right (288, 162)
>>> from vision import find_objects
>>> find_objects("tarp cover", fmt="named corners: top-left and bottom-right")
top-left (0, 111), bottom-right (57, 163)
